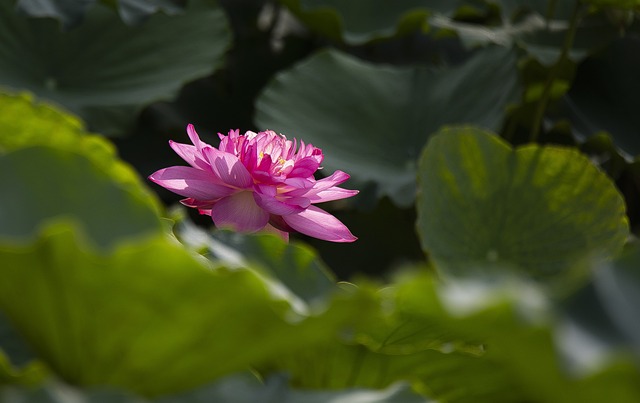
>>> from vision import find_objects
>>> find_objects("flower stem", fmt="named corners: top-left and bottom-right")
top-left (529, 0), bottom-right (583, 143)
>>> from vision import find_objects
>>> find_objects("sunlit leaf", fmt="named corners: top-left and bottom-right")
top-left (174, 219), bottom-right (336, 307)
top-left (0, 222), bottom-right (376, 396)
top-left (256, 47), bottom-right (520, 206)
top-left (0, 146), bottom-right (162, 250)
top-left (0, 350), bottom-right (46, 387)
top-left (0, 92), bottom-right (160, 210)
top-left (267, 268), bottom-right (640, 402)
top-left (416, 126), bottom-right (628, 283)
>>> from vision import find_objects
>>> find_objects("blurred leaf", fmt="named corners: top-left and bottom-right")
top-left (14, 0), bottom-right (95, 29)
top-left (174, 219), bottom-right (336, 307)
top-left (15, 0), bottom-right (185, 27)
top-left (379, 272), bottom-right (640, 402)
top-left (431, 6), bottom-right (617, 65)
top-left (263, 272), bottom-right (524, 402)
top-left (557, 281), bottom-right (630, 376)
top-left (497, 0), bottom-right (575, 19)
top-left (255, 46), bottom-right (520, 206)
top-left (563, 37), bottom-right (640, 156)
top-left (0, 92), bottom-right (161, 211)
top-left (579, 131), bottom-right (629, 178)
top-left (0, 222), bottom-right (376, 396)
top-left (263, 337), bottom-right (509, 402)
top-left (161, 373), bottom-right (429, 403)
top-left (0, 350), bottom-right (46, 387)
top-left (116, 0), bottom-right (186, 25)
top-left (0, 313), bottom-right (36, 369)
top-left (593, 240), bottom-right (640, 355)
top-left (416, 126), bottom-right (628, 283)
top-left (0, 0), bottom-right (230, 135)
top-left (278, 0), bottom-right (475, 44)
top-left (582, 0), bottom-right (640, 10)
top-left (400, 273), bottom-right (640, 403)
top-left (0, 380), bottom-right (145, 403)
top-left (269, 269), bottom-right (640, 402)
top-left (0, 91), bottom-right (163, 250)
top-left (0, 147), bottom-right (162, 250)
top-left (0, 374), bottom-right (428, 403)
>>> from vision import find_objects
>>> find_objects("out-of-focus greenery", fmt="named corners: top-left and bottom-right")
top-left (2, 0), bottom-right (640, 401)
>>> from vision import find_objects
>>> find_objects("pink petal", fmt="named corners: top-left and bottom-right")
top-left (211, 191), bottom-right (270, 233)
top-left (269, 214), bottom-right (295, 232)
top-left (203, 147), bottom-right (252, 189)
top-left (187, 124), bottom-right (209, 152)
top-left (283, 205), bottom-right (357, 242)
top-left (253, 188), bottom-right (307, 216)
top-left (288, 156), bottom-right (321, 178)
top-left (169, 141), bottom-right (210, 170)
top-left (180, 198), bottom-right (214, 216)
top-left (313, 170), bottom-right (351, 190)
top-left (307, 187), bottom-right (359, 203)
top-left (285, 171), bottom-right (357, 202)
top-left (149, 166), bottom-right (235, 200)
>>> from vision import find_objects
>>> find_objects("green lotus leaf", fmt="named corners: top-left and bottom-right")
top-left (255, 47), bottom-right (520, 206)
top-left (0, 146), bottom-right (162, 250)
top-left (0, 222), bottom-right (376, 396)
top-left (416, 126), bottom-right (628, 284)
top-left (277, 0), bottom-right (461, 44)
top-left (266, 268), bottom-right (640, 402)
top-left (564, 37), bottom-right (640, 156)
top-left (431, 0), bottom-right (621, 66)
top-left (15, 0), bottom-right (185, 27)
top-left (0, 0), bottom-right (230, 135)
top-left (174, 218), bottom-right (336, 307)
top-left (0, 92), bottom-right (160, 209)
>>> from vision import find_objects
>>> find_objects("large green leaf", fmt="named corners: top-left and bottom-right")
top-left (0, 92), bottom-right (163, 250)
top-left (278, 0), bottom-right (459, 44)
top-left (267, 269), bottom-right (640, 402)
top-left (0, 0), bottom-right (230, 135)
top-left (0, 222), bottom-right (376, 396)
top-left (174, 218), bottom-right (336, 307)
top-left (396, 272), bottom-right (640, 403)
top-left (563, 37), bottom-right (640, 156)
top-left (430, 10), bottom-right (617, 65)
top-left (255, 47), bottom-right (520, 206)
top-left (15, 0), bottom-right (186, 27)
top-left (13, 0), bottom-right (95, 28)
top-left (0, 146), bottom-right (162, 250)
top-left (0, 92), bottom-right (160, 210)
top-left (416, 126), bottom-right (628, 283)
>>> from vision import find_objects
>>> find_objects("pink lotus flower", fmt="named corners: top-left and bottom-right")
top-left (149, 125), bottom-right (358, 242)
